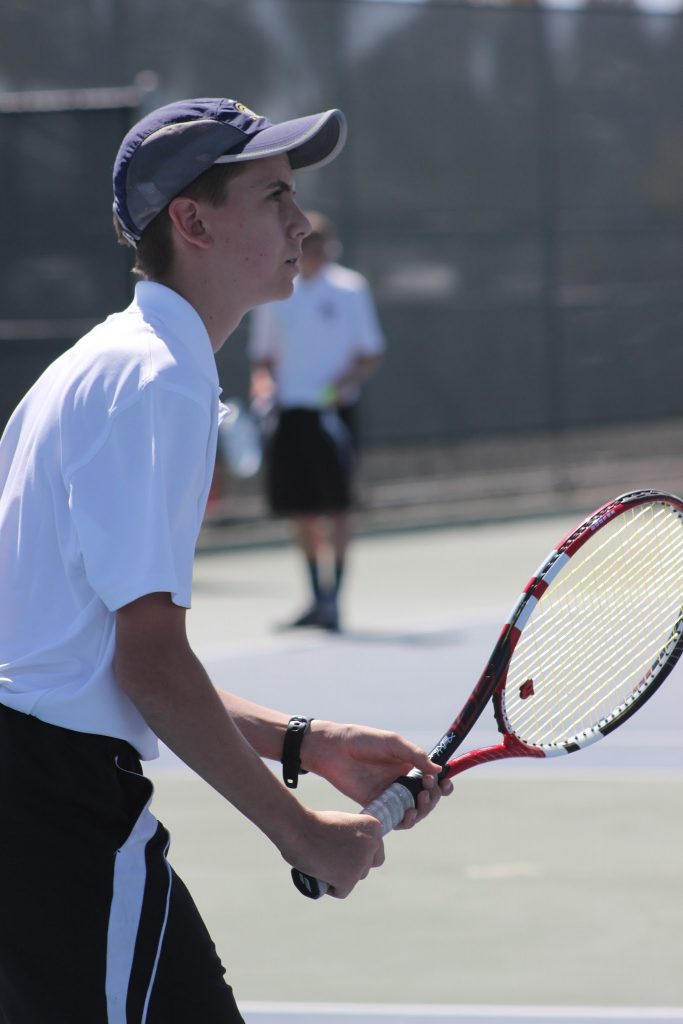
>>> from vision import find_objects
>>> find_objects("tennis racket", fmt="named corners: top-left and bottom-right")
top-left (218, 398), bottom-right (263, 479)
top-left (293, 489), bottom-right (683, 899)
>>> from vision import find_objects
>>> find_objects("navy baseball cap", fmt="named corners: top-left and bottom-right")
top-left (113, 98), bottom-right (347, 245)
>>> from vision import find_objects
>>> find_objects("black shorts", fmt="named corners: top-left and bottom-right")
top-left (0, 704), bottom-right (243, 1024)
top-left (266, 406), bottom-right (357, 515)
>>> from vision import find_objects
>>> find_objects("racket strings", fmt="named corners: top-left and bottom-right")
top-left (509, 516), bottom-right (683, 741)
top-left (514, 509), bottom-right (678, 684)
top-left (510, 521), bottom-right (683, 741)
top-left (519, 549), bottom-right (683, 708)
top-left (536, 507), bottom-right (675, 633)
top-left (509, 593), bottom-right (670, 744)
top-left (522, 506), bottom-right (682, 658)
top-left (512, 583), bottom-right (677, 743)
top-left (503, 504), bottom-right (683, 746)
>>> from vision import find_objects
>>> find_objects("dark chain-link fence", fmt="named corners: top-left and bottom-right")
top-left (1, 0), bottom-right (682, 442)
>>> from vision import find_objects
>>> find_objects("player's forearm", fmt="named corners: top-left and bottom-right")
top-left (217, 694), bottom-right (344, 782)
top-left (217, 697), bottom-right (348, 778)
top-left (114, 630), bottom-right (306, 855)
top-left (216, 689), bottom-right (291, 760)
top-left (115, 642), bottom-right (386, 894)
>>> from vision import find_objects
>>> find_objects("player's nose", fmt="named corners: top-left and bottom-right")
top-left (291, 202), bottom-right (311, 240)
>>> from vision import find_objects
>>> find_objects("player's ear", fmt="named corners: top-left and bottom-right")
top-left (167, 196), bottom-right (212, 250)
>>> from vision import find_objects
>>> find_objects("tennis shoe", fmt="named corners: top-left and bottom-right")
top-left (289, 603), bottom-right (324, 628)
top-left (316, 594), bottom-right (340, 632)
top-left (288, 595), bottom-right (340, 632)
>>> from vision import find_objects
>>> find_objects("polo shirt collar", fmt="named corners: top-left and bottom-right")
top-left (132, 280), bottom-right (218, 386)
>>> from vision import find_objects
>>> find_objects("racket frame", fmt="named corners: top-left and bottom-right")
top-left (446, 489), bottom-right (683, 774)
top-left (292, 489), bottom-right (683, 898)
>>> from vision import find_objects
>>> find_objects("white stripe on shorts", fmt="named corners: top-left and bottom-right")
top-left (105, 777), bottom-right (169, 1023)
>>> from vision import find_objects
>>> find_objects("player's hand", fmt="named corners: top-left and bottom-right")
top-left (249, 366), bottom-right (275, 403)
top-left (318, 384), bottom-right (340, 408)
top-left (301, 721), bottom-right (453, 829)
top-left (285, 808), bottom-right (384, 899)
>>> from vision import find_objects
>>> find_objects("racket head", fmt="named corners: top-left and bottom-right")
top-left (218, 398), bottom-right (263, 478)
top-left (493, 489), bottom-right (683, 758)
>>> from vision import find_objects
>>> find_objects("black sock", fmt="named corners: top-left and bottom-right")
top-left (306, 557), bottom-right (321, 601)
top-left (333, 559), bottom-right (345, 598)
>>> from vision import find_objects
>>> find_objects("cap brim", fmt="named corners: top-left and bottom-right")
top-left (214, 109), bottom-right (347, 171)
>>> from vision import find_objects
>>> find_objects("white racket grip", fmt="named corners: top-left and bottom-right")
top-left (363, 780), bottom-right (417, 836)
top-left (291, 780), bottom-right (417, 899)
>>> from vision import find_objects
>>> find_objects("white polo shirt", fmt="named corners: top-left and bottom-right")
top-left (0, 281), bottom-right (221, 759)
top-left (248, 262), bottom-right (385, 408)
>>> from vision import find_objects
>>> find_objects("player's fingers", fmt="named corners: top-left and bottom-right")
top-left (328, 868), bottom-right (373, 899)
top-left (417, 771), bottom-right (453, 797)
top-left (327, 839), bottom-right (384, 898)
top-left (415, 784), bottom-right (441, 819)
top-left (398, 773), bottom-right (454, 829)
top-left (393, 789), bottom-right (434, 831)
top-left (440, 776), bottom-right (454, 797)
top-left (327, 883), bottom-right (352, 900)
top-left (372, 839), bottom-right (386, 868)
top-left (385, 734), bottom-right (442, 776)
top-left (394, 806), bottom-right (419, 830)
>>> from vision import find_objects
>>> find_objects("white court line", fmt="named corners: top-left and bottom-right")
top-left (240, 1003), bottom-right (683, 1022)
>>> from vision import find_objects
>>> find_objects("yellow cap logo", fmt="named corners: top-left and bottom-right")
top-left (235, 101), bottom-right (260, 120)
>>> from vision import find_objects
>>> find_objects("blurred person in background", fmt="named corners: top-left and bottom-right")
top-left (249, 212), bottom-right (385, 632)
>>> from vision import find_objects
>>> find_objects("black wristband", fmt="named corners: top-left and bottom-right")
top-left (282, 716), bottom-right (312, 789)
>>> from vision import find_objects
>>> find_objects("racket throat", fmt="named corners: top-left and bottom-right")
top-left (394, 769), bottom-right (427, 800)
top-left (446, 733), bottom-right (544, 777)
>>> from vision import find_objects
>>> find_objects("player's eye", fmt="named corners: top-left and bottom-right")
top-left (269, 186), bottom-right (296, 202)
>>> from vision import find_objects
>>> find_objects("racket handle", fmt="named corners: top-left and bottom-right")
top-left (364, 778), bottom-right (420, 834)
top-left (291, 778), bottom-right (419, 900)
top-left (291, 867), bottom-right (328, 899)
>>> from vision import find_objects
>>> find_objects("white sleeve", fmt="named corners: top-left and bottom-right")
top-left (66, 384), bottom-right (211, 612)
top-left (247, 305), bottom-right (279, 364)
top-left (352, 280), bottom-right (385, 357)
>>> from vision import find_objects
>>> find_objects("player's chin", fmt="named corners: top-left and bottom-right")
top-left (267, 276), bottom-right (296, 302)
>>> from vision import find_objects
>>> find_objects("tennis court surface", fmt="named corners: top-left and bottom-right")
top-left (148, 515), bottom-right (682, 1020)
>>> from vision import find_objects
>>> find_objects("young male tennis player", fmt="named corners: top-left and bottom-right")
top-left (0, 97), bottom-right (451, 1022)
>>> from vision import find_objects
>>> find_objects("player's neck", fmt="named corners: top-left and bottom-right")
top-left (155, 266), bottom-right (242, 354)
